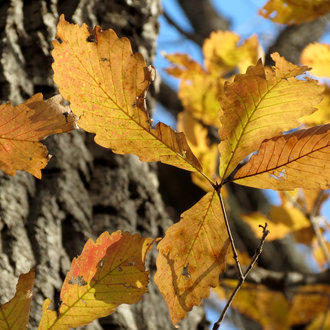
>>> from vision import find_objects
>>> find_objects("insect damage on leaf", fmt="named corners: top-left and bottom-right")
top-left (52, 15), bottom-right (202, 173)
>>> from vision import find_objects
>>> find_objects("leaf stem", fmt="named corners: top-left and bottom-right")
top-left (212, 222), bottom-right (269, 330)
top-left (215, 185), bottom-right (243, 279)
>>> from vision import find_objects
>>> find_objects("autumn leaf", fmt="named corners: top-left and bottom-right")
top-left (52, 15), bottom-right (202, 173)
top-left (233, 124), bottom-right (330, 190)
top-left (0, 93), bottom-right (75, 179)
top-left (242, 205), bottom-right (310, 241)
top-left (215, 281), bottom-right (330, 330)
top-left (154, 191), bottom-right (229, 325)
top-left (203, 31), bottom-right (262, 76)
top-left (219, 53), bottom-right (323, 180)
top-left (0, 269), bottom-right (35, 330)
top-left (301, 43), bottom-right (330, 78)
top-left (39, 231), bottom-right (153, 329)
top-left (166, 32), bottom-right (261, 128)
top-left (177, 112), bottom-right (219, 191)
top-left (259, 0), bottom-right (330, 25)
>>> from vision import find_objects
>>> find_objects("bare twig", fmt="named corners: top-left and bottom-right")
top-left (215, 185), bottom-right (243, 279)
top-left (162, 11), bottom-right (203, 46)
top-left (212, 223), bottom-right (269, 330)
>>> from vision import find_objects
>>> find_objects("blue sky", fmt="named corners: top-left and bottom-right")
top-left (153, 1), bottom-right (330, 328)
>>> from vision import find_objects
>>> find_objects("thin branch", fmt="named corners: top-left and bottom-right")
top-left (215, 185), bottom-right (243, 279)
top-left (162, 11), bottom-right (203, 46)
top-left (212, 223), bottom-right (269, 330)
top-left (223, 266), bottom-right (330, 290)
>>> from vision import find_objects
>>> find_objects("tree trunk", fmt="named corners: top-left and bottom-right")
top-left (0, 1), bottom-right (207, 329)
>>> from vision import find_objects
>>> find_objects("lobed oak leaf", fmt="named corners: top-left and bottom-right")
top-left (38, 231), bottom-right (153, 329)
top-left (154, 191), bottom-right (229, 325)
top-left (301, 43), bottom-right (330, 78)
top-left (233, 124), bottom-right (330, 190)
top-left (0, 269), bottom-right (35, 330)
top-left (219, 52), bottom-right (323, 180)
top-left (0, 93), bottom-right (75, 179)
top-left (52, 15), bottom-right (202, 173)
top-left (215, 281), bottom-right (330, 330)
top-left (259, 0), bottom-right (330, 25)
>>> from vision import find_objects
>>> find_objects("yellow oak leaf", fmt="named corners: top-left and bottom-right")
top-left (154, 191), bottom-right (229, 325)
top-left (233, 124), bottom-right (330, 190)
top-left (301, 43), bottom-right (330, 78)
top-left (0, 93), bottom-right (75, 179)
top-left (177, 112), bottom-right (219, 191)
top-left (219, 53), bottom-right (323, 180)
top-left (203, 31), bottom-right (262, 76)
top-left (0, 269), bottom-right (35, 330)
top-left (259, 0), bottom-right (330, 25)
top-left (215, 281), bottom-right (330, 330)
top-left (52, 15), bottom-right (202, 173)
top-left (38, 231), bottom-right (153, 329)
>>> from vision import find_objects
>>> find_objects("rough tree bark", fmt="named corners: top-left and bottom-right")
top-left (0, 1), bottom-right (207, 329)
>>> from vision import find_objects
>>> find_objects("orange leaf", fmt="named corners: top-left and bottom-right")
top-left (154, 191), bottom-right (229, 325)
top-left (0, 269), bottom-right (35, 330)
top-left (259, 0), bottom-right (330, 24)
top-left (219, 52), bottom-right (323, 180)
top-left (52, 15), bottom-right (202, 173)
top-left (39, 231), bottom-right (153, 329)
top-left (233, 124), bottom-right (330, 190)
top-left (0, 94), bottom-right (75, 178)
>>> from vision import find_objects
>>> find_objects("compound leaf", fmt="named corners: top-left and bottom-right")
top-left (39, 231), bottom-right (153, 329)
top-left (219, 52), bottom-right (323, 180)
top-left (0, 269), bottom-right (35, 330)
top-left (233, 124), bottom-right (330, 190)
top-left (259, 0), bottom-right (330, 24)
top-left (0, 93), bottom-right (75, 178)
top-left (154, 191), bottom-right (229, 325)
top-left (52, 15), bottom-right (202, 173)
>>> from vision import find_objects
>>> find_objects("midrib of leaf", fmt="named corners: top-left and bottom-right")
top-left (48, 254), bottom-right (138, 329)
top-left (233, 137), bottom-right (330, 182)
top-left (221, 76), bottom-right (285, 181)
top-left (66, 42), bottom-right (203, 174)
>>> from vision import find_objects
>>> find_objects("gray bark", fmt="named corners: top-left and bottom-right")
top-left (0, 1), bottom-right (207, 329)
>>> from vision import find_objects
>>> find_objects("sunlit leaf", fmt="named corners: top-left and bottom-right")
top-left (259, 0), bottom-right (330, 24)
top-left (233, 124), bottom-right (330, 190)
top-left (203, 31), bottom-right (262, 75)
top-left (177, 112), bottom-right (219, 191)
top-left (52, 15), bottom-right (202, 173)
top-left (0, 93), bottom-right (75, 179)
top-left (242, 203), bottom-right (310, 241)
top-left (38, 231), bottom-right (153, 329)
top-left (301, 86), bottom-right (330, 126)
top-left (0, 269), bottom-right (35, 330)
top-left (219, 52), bottom-right (323, 180)
top-left (215, 281), bottom-right (330, 330)
top-left (154, 191), bottom-right (229, 325)
top-left (301, 43), bottom-right (330, 78)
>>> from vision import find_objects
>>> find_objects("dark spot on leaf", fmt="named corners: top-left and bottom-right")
top-left (68, 275), bottom-right (87, 286)
top-left (101, 58), bottom-right (109, 62)
top-left (56, 38), bottom-right (63, 44)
